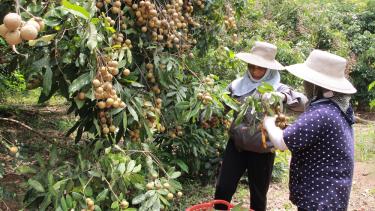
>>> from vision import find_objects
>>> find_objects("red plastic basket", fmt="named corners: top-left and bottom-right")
top-left (185, 200), bottom-right (252, 211)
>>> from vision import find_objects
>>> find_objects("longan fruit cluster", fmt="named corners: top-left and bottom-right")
top-left (98, 111), bottom-right (117, 134)
top-left (0, 13), bottom-right (44, 45)
top-left (224, 6), bottom-right (236, 29)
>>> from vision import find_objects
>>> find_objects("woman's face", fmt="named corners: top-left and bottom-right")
top-left (248, 64), bottom-right (267, 80)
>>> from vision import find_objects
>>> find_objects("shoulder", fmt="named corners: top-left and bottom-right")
top-left (306, 100), bottom-right (339, 118)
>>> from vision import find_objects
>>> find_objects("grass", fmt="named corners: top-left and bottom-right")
top-left (354, 124), bottom-right (375, 162)
top-left (2, 88), bottom-right (67, 106)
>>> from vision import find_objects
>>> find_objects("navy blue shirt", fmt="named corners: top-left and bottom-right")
top-left (283, 100), bottom-right (354, 210)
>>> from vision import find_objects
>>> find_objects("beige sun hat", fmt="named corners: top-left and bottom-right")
top-left (235, 41), bottom-right (284, 70)
top-left (285, 50), bottom-right (357, 94)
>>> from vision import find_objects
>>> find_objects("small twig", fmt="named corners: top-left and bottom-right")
top-left (0, 199), bottom-right (10, 211)
top-left (19, 6), bottom-right (35, 18)
top-left (15, 0), bottom-right (20, 14)
top-left (0, 117), bottom-right (78, 154)
top-left (82, 176), bottom-right (94, 198)
top-left (104, 177), bottom-right (120, 201)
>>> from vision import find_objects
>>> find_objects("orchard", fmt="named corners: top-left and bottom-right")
top-left (1, 0), bottom-right (375, 210)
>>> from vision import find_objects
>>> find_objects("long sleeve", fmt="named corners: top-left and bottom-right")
top-left (277, 84), bottom-right (308, 112)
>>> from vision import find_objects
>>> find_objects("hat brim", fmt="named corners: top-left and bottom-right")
top-left (285, 63), bottom-right (357, 94)
top-left (235, 53), bottom-right (284, 70)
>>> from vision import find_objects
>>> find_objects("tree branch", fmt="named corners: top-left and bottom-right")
top-left (0, 117), bottom-right (78, 153)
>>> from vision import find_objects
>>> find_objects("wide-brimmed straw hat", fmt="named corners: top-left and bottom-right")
top-left (285, 50), bottom-right (357, 94)
top-left (235, 41), bottom-right (284, 70)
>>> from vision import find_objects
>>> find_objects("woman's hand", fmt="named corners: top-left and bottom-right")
top-left (263, 115), bottom-right (288, 151)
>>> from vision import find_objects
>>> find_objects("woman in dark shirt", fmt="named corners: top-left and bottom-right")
top-left (263, 50), bottom-right (357, 210)
top-left (214, 41), bottom-right (307, 211)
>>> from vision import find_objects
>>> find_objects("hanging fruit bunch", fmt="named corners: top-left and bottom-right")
top-left (0, 12), bottom-right (44, 46)
top-left (223, 5), bottom-right (236, 29)
top-left (92, 55), bottom-right (127, 134)
top-left (197, 75), bottom-right (215, 105)
top-left (95, 0), bottom-right (202, 54)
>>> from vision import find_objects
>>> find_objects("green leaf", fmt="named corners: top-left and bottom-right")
top-left (111, 201), bottom-right (119, 208)
top-left (257, 82), bottom-right (274, 94)
top-left (61, 196), bottom-right (68, 211)
top-left (88, 170), bottom-right (101, 177)
top-left (222, 93), bottom-right (239, 111)
top-left (368, 81), bottom-right (375, 91)
top-left (105, 26), bottom-right (116, 33)
top-left (132, 164), bottom-right (141, 173)
top-left (123, 111), bottom-right (128, 131)
top-left (175, 160), bottom-right (189, 173)
top-left (43, 65), bottom-right (53, 96)
top-left (66, 194), bottom-right (73, 207)
top-left (28, 179), bottom-right (45, 192)
top-left (53, 179), bottom-right (68, 191)
top-left (126, 160), bottom-right (136, 173)
top-left (16, 165), bottom-right (37, 174)
top-left (175, 101), bottom-right (190, 110)
top-left (68, 72), bottom-right (92, 95)
top-left (130, 81), bottom-right (144, 87)
top-left (87, 23), bottom-right (97, 52)
top-left (127, 105), bottom-right (138, 122)
top-left (127, 48), bottom-right (132, 64)
top-left (170, 171), bottom-right (181, 179)
top-left (118, 163), bottom-right (126, 174)
top-left (61, 0), bottom-right (90, 19)
top-left (132, 194), bottom-right (146, 205)
top-left (96, 189), bottom-right (109, 202)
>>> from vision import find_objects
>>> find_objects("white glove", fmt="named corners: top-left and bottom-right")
top-left (263, 116), bottom-right (288, 151)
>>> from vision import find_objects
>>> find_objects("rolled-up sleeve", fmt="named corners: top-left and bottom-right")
top-left (277, 84), bottom-right (308, 112)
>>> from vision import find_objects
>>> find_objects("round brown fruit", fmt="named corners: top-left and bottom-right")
top-left (9, 146), bottom-right (18, 154)
top-left (113, 100), bottom-right (120, 108)
top-left (0, 24), bottom-right (8, 37)
top-left (146, 182), bottom-right (155, 190)
top-left (96, 1), bottom-right (104, 8)
top-left (5, 30), bottom-right (22, 45)
top-left (20, 24), bottom-right (38, 40)
top-left (114, 1), bottom-right (122, 7)
top-left (102, 127), bottom-right (110, 134)
top-left (163, 182), bottom-right (170, 188)
top-left (111, 7), bottom-right (121, 14)
top-left (78, 92), bottom-right (85, 100)
top-left (106, 98), bottom-right (114, 106)
top-left (108, 61), bottom-right (118, 68)
top-left (26, 20), bottom-right (41, 32)
top-left (123, 69), bottom-right (131, 76)
top-left (146, 63), bottom-right (153, 70)
top-left (4, 13), bottom-right (22, 31)
top-left (97, 101), bottom-right (106, 109)
top-left (86, 198), bottom-right (94, 206)
top-left (93, 79), bottom-right (101, 87)
top-left (141, 26), bottom-right (147, 32)
top-left (109, 125), bottom-right (116, 132)
top-left (120, 200), bottom-right (129, 209)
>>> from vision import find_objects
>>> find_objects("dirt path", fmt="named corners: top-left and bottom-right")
top-left (229, 160), bottom-right (375, 210)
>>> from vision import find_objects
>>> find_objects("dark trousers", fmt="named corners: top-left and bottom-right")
top-left (214, 140), bottom-right (275, 211)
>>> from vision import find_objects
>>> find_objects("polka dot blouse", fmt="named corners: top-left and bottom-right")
top-left (283, 100), bottom-right (355, 211)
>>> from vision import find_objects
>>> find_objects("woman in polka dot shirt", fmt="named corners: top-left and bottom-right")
top-left (263, 50), bottom-right (357, 211)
